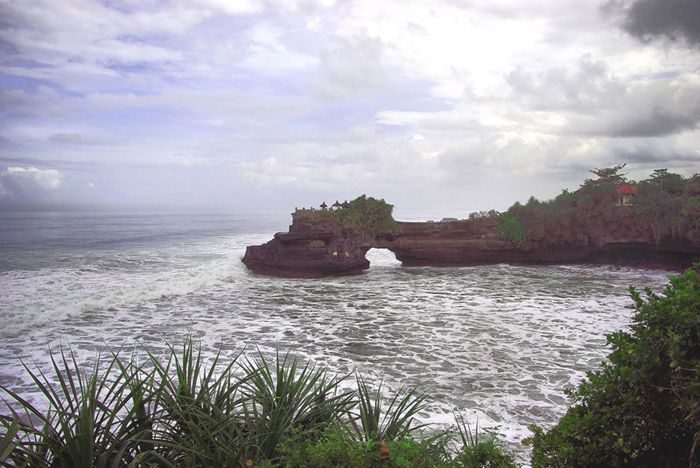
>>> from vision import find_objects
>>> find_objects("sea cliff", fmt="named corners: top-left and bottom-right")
top-left (242, 209), bottom-right (700, 278)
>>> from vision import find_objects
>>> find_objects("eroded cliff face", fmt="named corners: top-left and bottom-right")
top-left (242, 213), bottom-right (375, 278)
top-left (242, 212), bottom-right (700, 278)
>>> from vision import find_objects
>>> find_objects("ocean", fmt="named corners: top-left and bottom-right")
top-left (0, 211), bottom-right (674, 460)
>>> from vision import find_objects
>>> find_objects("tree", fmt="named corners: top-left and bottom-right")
top-left (650, 169), bottom-right (685, 197)
top-left (330, 195), bottom-right (399, 235)
top-left (650, 168), bottom-right (669, 188)
top-left (584, 163), bottom-right (628, 186)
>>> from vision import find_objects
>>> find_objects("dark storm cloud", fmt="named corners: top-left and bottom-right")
top-left (604, 0), bottom-right (700, 46)
top-left (606, 143), bottom-right (700, 172)
top-left (579, 79), bottom-right (700, 137)
top-left (507, 55), bottom-right (700, 138)
top-left (604, 106), bottom-right (700, 137)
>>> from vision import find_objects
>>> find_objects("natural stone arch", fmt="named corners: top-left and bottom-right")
top-left (364, 247), bottom-right (402, 268)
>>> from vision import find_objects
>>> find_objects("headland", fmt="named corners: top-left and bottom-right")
top-left (242, 168), bottom-right (700, 278)
top-left (242, 209), bottom-right (700, 278)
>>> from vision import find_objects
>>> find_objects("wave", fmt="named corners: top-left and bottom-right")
top-left (0, 248), bottom-right (252, 335)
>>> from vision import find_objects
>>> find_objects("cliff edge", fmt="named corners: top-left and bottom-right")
top-left (242, 210), bottom-right (700, 278)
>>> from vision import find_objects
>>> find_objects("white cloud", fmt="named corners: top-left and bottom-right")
top-left (0, 167), bottom-right (65, 207)
top-left (5, 167), bottom-right (63, 190)
top-left (1, 0), bottom-right (699, 211)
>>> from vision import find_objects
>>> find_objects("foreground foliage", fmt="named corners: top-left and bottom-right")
top-left (0, 341), bottom-right (514, 467)
top-left (528, 265), bottom-right (700, 467)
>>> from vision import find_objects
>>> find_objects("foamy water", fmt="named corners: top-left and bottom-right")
top-left (0, 212), bottom-right (674, 462)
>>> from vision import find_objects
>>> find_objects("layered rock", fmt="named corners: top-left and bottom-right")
top-left (242, 211), bottom-right (374, 278)
top-left (242, 211), bottom-right (700, 278)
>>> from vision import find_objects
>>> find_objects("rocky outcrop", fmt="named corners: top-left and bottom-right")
top-left (242, 212), bottom-right (374, 278)
top-left (242, 211), bottom-right (700, 278)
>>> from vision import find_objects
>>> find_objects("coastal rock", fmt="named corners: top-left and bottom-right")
top-left (242, 213), bottom-right (373, 278)
top-left (242, 211), bottom-right (700, 278)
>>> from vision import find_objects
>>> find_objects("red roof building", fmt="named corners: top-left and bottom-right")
top-left (617, 183), bottom-right (637, 205)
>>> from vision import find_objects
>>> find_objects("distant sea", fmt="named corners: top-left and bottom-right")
top-left (0, 212), bottom-right (674, 459)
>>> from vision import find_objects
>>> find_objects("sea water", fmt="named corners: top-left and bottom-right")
top-left (0, 212), bottom-right (674, 461)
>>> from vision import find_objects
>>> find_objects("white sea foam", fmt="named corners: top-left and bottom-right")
top-left (0, 231), bottom-right (271, 334)
top-left (0, 214), bottom-right (677, 464)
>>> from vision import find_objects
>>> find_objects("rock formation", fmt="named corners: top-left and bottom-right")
top-left (242, 210), bottom-right (700, 278)
top-left (242, 211), bottom-right (374, 278)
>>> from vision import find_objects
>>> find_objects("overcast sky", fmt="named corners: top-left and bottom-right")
top-left (1, 0), bottom-right (699, 216)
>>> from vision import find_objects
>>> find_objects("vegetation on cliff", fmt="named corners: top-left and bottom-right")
top-left (292, 195), bottom-right (398, 237)
top-left (527, 265), bottom-right (700, 467)
top-left (496, 213), bottom-right (527, 247)
top-left (497, 165), bottom-right (700, 247)
top-left (328, 195), bottom-right (400, 236)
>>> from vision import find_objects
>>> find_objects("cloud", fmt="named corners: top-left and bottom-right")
top-left (49, 133), bottom-right (119, 145)
top-left (0, 167), bottom-right (64, 207)
top-left (0, 0), bottom-right (207, 92)
top-left (0, 86), bottom-right (68, 118)
top-left (3, 167), bottom-right (62, 189)
top-left (604, 0), bottom-right (700, 47)
top-left (503, 55), bottom-right (700, 138)
top-left (568, 77), bottom-right (700, 137)
top-left (315, 31), bottom-right (395, 99)
top-left (0, 0), bottom-right (699, 213)
top-left (506, 55), bottom-right (624, 113)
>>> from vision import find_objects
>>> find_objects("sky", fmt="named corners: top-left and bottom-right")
top-left (1, 0), bottom-right (699, 216)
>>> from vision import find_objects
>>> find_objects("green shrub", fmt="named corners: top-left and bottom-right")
top-left (497, 212), bottom-right (527, 247)
top-left (330, 195), bottom-right (399, 235)
top-left (238, 350), bottom-right (356, 463)
top-left (634, 181), bottom-right (687, 245)
top-left (351, 377), bottom-right (428, 443)
top-left (279, 425), bottom-right (453, 468)
top-left (469, 210), bottom-right (499, 220)
top-left (554, 190), bottom-right (577, 208)
top-left (527, 265), bottom-right (700, 467)
top-left (453, 415), bottom-right (517, 468)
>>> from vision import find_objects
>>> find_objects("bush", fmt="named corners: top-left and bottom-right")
top-left (453, 415), bottom-right (517, 468)
top-left (527, 265), bottom-right (700, 467)
top-left (279, 425), bottom-right (454, 468)
top-left (497, 212), bottom-right (527, 247)
top-left (330, 195), bottom-right (399, 236)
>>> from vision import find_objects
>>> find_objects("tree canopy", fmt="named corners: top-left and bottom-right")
top-left (584, 163), bottom-right (629, 187)
top-left (328, 195), bottom-right (399, 236)
top-left (500, 167), bottom-right (700, 248)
